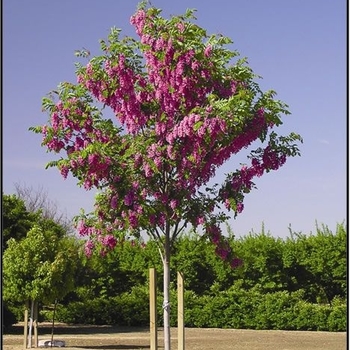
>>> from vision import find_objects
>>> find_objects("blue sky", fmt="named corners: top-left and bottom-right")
top-left (3, 0), bottom-right (347, 238)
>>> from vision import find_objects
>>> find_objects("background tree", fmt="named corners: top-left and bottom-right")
top-left (14, 182), bottom-right (73, 234)
top-left (2, 192), bottom-right (75, 330)
top-left (30, 3), bottom-right (302, 348)
top-left (3, 185), bottom-right (73, 252)
top-left (2, 194), bottom-right (37, 250)
top-left (283, 223), bottom-right (347, 304)
top-left (3, 223), bottom-right (80, 344)
top-left (72, 239), bottom-right (149, 301)
top-left (171, 232), bottom-right (216, 294)
top-left (234, 227), bottom-right (286, 293)
top-left (3, 224), bottom-right (79, 302)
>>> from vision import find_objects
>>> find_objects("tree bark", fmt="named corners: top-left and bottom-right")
top-left (24, 302), bottom-right (29, 349)
top-left (51, 299), bottom-right (58, 345)
top-left (28, 299), bottom-right (34, 348)
top-left (34, 301), bottom-right (38, 347)
top-left (163, 232), bottom-right (171, 350)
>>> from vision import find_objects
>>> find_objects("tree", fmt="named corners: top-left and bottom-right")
top-left (2, 194), bottom-right (37, 250)
top-left (14, 182), bottom-right (74, 234)
top-left (3, 184), bottom-right (74, 251)
top-left (3, 224), bottom-right (79, 303)
top-left (3, 224), bottom-right (80, 346)
top-left (30, 3), bottom-right (302, 348)
top-left (2, 192), bottom-right (74, 337)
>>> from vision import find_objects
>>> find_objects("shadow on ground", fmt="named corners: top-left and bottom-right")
top-left (70, 346), bottom-right (150, 349)
top-left (5, 323), bottom-right (149, 336)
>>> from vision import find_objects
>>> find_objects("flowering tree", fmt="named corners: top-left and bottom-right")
top-left (31, 3), bottom-right (302, 349)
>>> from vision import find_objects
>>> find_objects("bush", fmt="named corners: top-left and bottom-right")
top-left (181, 289), bottom-right (346, 331)
top-left (292, 301), bottom-right (334, 331)
top-left (51, 223), bottom-right (347, 331)
top-left (117, 286), bottom-right (149, 326)
top-left (327, 304), bottom-right (347, 332)
top-left (254, 290), bottom-right (305, 330)
top-left (56, 286), bottom-right (149, 326)
top-left (57, 298), bottom-right (124, 325)
top-left (55, 287), bottom-right (346, 331)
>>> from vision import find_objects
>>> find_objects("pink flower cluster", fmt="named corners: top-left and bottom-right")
top-left (221, 142), bottom-right (288, 215)
top-left (78, 219), bottom-right (117, 257)
top-left (206, 223), bottom-right (243, 268)
top-left (41, 95), bottom-right (120, 189)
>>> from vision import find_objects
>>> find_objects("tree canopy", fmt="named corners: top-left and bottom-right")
top-left (3, 225), bottom-right (80, 305)
top-left (31, 3), bottom-right (302, 261)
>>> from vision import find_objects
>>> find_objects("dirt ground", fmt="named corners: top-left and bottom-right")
top-left (3, 323), bottom-right (347, 350)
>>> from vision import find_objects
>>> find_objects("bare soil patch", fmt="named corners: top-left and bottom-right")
top-left (3, 323), bottom-right (346, 350)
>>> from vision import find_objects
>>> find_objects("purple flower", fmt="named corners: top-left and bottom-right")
top-left (204, 45), bottom-right (212, 57)
top-left (110, 196), bottom-right (118, 209)
top-left (230, 258), bottom-right (243, 269)
top-left (102, 234), bottom-right (117, 250)
top-left (84, 240), bottom-right (95, 258)
top-left (170, 199), bottom-right (178, 210)
top-left (124, 191), bottom-right (134, 206)
top-left (236, 202), bottom-right (244, 213)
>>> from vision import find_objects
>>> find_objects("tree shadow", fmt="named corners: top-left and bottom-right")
top-left (74, 344), bottom-right (150, 350)
top-left (72, 346), bottom-right (150, 349)
top-left (5, 324), bottom-right (149, 335)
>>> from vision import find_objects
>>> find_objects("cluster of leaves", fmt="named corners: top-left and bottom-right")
top-left (2, 194), bottom-right (38, 250)
top-left (3, 226), bottom-right (80, 304)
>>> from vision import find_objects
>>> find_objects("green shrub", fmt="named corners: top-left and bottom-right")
top-left (51, 223), bottom-right (347, 331)
top-left (291, 301), bottom-right (333, 331)
top-left (180, 289), bottom-right (346, 331)
top-left (55, 288), bottom-right (346, 331)
top-left (327, 304), bottom-right (347, 332)
top-left (56, 286), bottom-right (149, 326)
top-left (116, 286), bottom-right (149, 326)
top-left (56, 298), bottom-right (120, 324)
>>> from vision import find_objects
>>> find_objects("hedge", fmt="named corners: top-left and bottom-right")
top-left (46, 287), bottom-right (346, 331)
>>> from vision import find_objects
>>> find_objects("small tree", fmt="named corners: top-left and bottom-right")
top-left (2, 192), bottom-right (74, 337)
top-left (30, 3), bottom-right (302, 349)
top-left (3, 225), bottom-right (80, 346)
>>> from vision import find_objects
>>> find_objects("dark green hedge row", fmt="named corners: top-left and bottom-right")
top-left (46, 286), bottom-right (346, 332)
top-left (41, 286), bottom-right (149, 326)
top-left (178, 289), bottom-right (346, 331)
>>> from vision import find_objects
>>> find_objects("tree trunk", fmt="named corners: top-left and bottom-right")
top-left (163, 232), bottom-right (171, 350)
top-left (34, 301), bottom-right (38, 347)
top-left (28, 299), bottom-right (34, 348)
top-left (24, 302), bottom-right (29, 349)
top-left (51, 299), bottom-right (58, 345)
